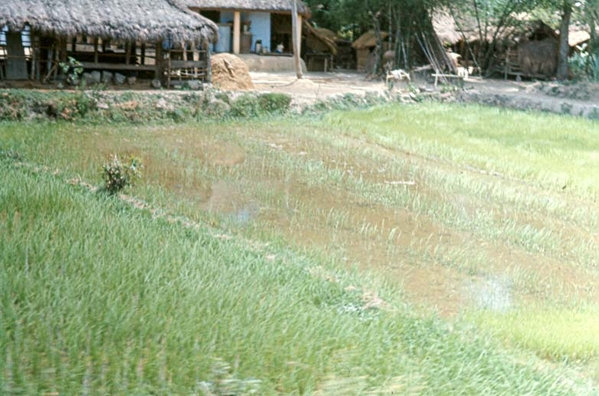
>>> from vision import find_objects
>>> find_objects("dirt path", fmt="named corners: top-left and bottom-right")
top-left (250, 70), bottom-right (599, 118)
top-left (250, 70), bottom-right (389, 107)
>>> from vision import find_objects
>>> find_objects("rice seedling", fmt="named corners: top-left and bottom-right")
top-left (3, 101), bottom-right (599, 389)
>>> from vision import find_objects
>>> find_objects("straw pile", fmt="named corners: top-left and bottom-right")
top-left (211, 53), bottom-right (255, 90)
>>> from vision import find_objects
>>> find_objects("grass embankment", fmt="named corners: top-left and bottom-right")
top-left (0, 155), bottom-right (572, 394)
top-left (2, 102), bottom-right (599, 392)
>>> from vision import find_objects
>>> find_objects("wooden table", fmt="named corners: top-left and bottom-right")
top-left (306, 53), bottom-right (334, 72)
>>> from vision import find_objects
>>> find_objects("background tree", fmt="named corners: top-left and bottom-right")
top-left (556, 0), bottom-right (573, 80)
top-left (307, 0), bottom-right (599, 79)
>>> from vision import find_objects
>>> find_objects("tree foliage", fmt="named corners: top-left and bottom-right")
top-left (306, 0), bottom-right (599, 78)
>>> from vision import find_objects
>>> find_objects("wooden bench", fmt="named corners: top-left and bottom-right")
top-left (432, 73), bottom-right (464, 87)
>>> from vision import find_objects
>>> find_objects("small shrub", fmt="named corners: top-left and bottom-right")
top-left (168, 107), bottom-right (192, 123)
top-left (230, 94), bottom-right (261, 118)
top-left (214, 91), bottom-right (231, 104)
top-left (204, 99), bottom-right (231, 118)
top-left (101, 154), bottom-right (142, 194)
top-left (59, 57), bottom-right (84, 86)
top-left (258, 93), bottom-right (292, 114)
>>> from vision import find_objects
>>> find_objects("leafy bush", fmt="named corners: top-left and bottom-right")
top-left (569, 43), bottom-right (599, 81)
top-left (230, 94), bottom-right (262, 118)
top-left (59, 57), bottom-right (84, 86)
top-left (204, 99), bottom-right (231, 118)
top-left (101, 154), bottom-right (142, 194)
top-left (258, 93), bottom-right (292, 114)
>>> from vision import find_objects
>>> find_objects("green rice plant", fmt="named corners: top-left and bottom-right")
top-left (0, 154), bottom-right (586, 394)
top-left (469, 306), bottom-right (599, 361)
top-left (5, 102), bottom-right (599, 388)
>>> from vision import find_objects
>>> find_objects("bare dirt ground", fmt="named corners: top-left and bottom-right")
top-left (250, 70), bottom-right (599, 117)
top-left (250, 70), bottom-right (389, 105)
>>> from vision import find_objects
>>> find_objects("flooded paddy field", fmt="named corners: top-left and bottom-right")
top-left (3, 102), bottom-right (599, 391)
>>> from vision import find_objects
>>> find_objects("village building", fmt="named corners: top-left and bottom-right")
top-left (0, 0), bottom-right (218, 83)
top-left (185, 0), bottom-right (310, 57)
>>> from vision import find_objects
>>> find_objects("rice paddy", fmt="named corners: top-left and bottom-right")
top-left (2, 102), bottom-right (599, 393)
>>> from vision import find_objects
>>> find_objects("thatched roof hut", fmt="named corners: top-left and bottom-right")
top-left (0, 0), bottom-right (218, 44)
top-left (352, 31), bottom-right (389, 50)
top-left (433, 12), bottom-right (462, 44)
top-left (304, 22), bottom-right (338, 55)
top-left (185, 0), bottom-right (311, 17)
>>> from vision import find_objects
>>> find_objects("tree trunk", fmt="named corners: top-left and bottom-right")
top-left (557, 0), bottom-right (572, 81)
top-left (371, 11), bottom-right (382, 76)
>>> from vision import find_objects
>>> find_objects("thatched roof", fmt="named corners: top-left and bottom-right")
top-left (304, 22), bottom-right (338, 55)
top-left (186, 0), bottom-right (311, 18)
top-left (569, 29), bottom-right (590, 47)
top-left (433, 11), bottom-right (482, 44)
top-left (434, 12), bottom-right (462, 44)
top-left (352, 30), bottom-right (389, 50)
top-left (0, 0), bottom-right (218, 44)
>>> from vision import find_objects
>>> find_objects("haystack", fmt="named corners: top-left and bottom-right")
top-left (211, 53), bottom-right (255, 90)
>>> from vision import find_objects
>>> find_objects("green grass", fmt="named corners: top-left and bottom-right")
top-left (3, 101), bottom-right (599, 392)
top-left (0, 156), bottom-right (578, 394)
top-left (470, 307), bottom-right (599, 361)
top-left (327, 103), bottom-right (599, 194)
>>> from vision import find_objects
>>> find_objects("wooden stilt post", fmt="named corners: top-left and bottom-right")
top-left (94, 38), bottom-right (99, 63)
top-left (155, 41), bottom-right (164, 80)
top-left (233, 11), bottom-right (241, 55)
top-left (292, 0), bottom-right (303, 79)
top-left (125, 42), bottom-right (131, 65)
top-left (30, 32), bottom-right (37, 80)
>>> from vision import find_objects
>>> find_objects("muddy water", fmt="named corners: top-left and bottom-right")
top-left (130, 124), bottom-right (599, 317)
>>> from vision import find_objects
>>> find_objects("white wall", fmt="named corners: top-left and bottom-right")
top-left (218, 11), bottom-right (271, 53)
top-left (245, 12), bottom-right (271, 53)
